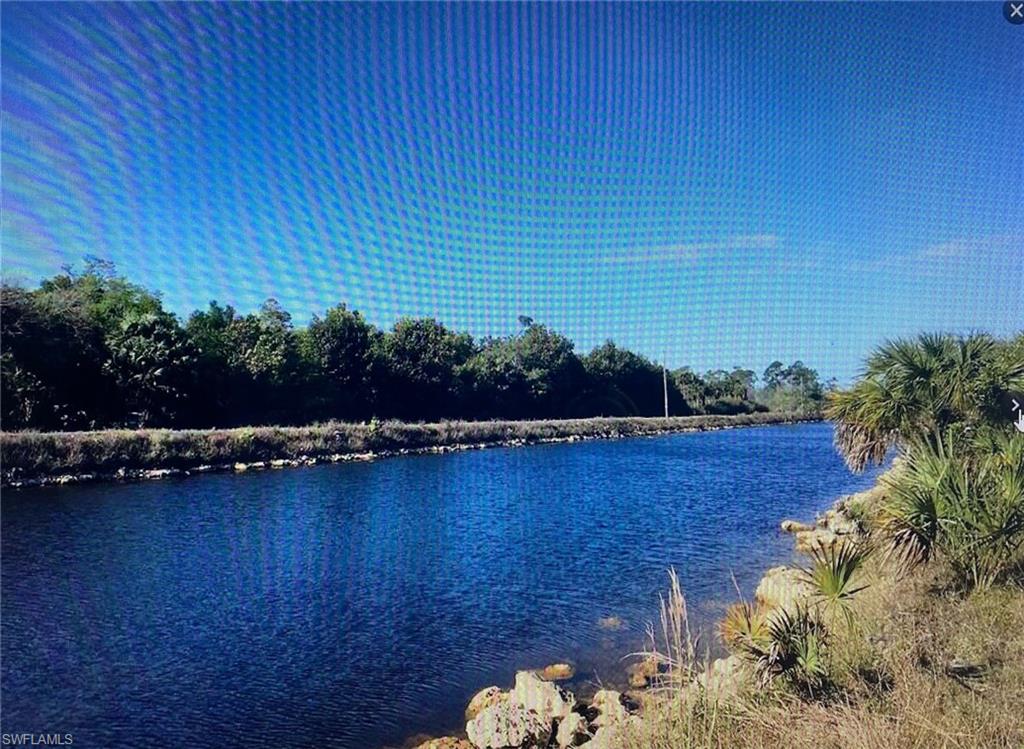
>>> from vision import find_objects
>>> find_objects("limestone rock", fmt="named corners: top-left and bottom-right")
top-left (465, 686), bottom-right (506, 722)
top-left (755, 566), bottom-right (813, 613)
top-left (466, 700), bottom-right (550, 749)
top-left (539, 663), bottom-right (575, 681)
top-left (693, 655), bottom-right (747, 697)
top-left (590, 689), bottom-right (628, 727)
top-left (555, 712), bottom-right (589, 748)
top-left (414, 738), bottom-right (474, 749)
top-left (586, 716), bottom-right (642, 749)
top-left (795, 527), bottom-right (839, 553)
top-left (780, 519), bottom-right (814, 533)
top-left (510, 669), bottom-right (575, 721)
top-left (597, 616), bottom-right (624, 631)
top-left (625, 654), bottom-right (660, 688)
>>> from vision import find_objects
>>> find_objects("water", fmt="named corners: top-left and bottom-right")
top-left (1, 423), bottom-right (882, 748)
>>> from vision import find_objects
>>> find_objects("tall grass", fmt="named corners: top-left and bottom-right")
top-left (627, 562), bottom-right (1024, 749)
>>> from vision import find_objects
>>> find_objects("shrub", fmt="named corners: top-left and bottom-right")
top-left (801, 541), bottom-right (871, 630)
top-left (719, 601), bottom-right (770, 655)
top-left (882, 429), bottom-right (1024, 589)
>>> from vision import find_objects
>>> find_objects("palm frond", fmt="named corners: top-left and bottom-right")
top-left (801, 540), bottom-right (871, 629)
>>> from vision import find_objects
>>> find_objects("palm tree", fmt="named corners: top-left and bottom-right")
top-left (825, 333), bottom-right (1024, 471)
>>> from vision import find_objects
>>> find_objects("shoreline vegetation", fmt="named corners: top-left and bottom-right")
top-left (0, 412), bottom-right (816, 488)
top-left (2, 261), bottom-right (828, 432)
top-left (405, 332), bottom-right (1023, 749)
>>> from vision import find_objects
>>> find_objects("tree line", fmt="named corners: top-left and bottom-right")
top-left (0, 260), bottom-right (829, 430)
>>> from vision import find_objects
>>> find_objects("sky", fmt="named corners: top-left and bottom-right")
top-left (2, 2), bottom-right (1021, 383)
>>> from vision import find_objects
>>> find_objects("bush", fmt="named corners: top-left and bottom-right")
top-left (882, 429), bottom-right (1024, 589)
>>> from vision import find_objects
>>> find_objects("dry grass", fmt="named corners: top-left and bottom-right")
top-left (0, 412), bottom-right (813, 482)
top-left (625, 560), bottom-right (1024, 749)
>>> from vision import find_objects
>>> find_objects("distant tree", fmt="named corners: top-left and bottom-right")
top-left (301, 304), bottom-right (377, 420)
top-left (672, 368), bottom-right (709, 414)
top-left (105, 312), bottom-right (196, 426)
top-left (226, 299), bottom-right (297, 385)
top-left (762, 360), bottom-right (786, 391)
top-left (39, 257), bottom-right (164, 336)
top-left (2, 265), bottom-right (139, 428)
top-left (0, 259), bottom-right (858, 430)
top-left (463, 322), bottom-right (586, 418)
top-left (460, 338), bottom-right (531, 418)
top-left (187, 301), bottom-right (237, 364)
top-left (375, 317), bottom-right (475, 420)
top-left (184, 301), bottom-right (238, 425)
top-left (515, 322), bottom-right (587, 413)
top-left (221, 299), bottom-right (301, 423)
top-left (758, 360), bottom-right (825, 416)
top-left (582, 341), bottom-right (664, 416)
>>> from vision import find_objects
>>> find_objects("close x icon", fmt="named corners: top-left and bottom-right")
top-left (1005, 1), bottom-right (1024, 24)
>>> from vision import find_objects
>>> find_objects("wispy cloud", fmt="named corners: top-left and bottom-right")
top-left (601, 234), bottom-right (779, 264)
top-left (917, 234), bottom-right (1022, 260)
top-left (846, 234), bottom-right (1022, 274)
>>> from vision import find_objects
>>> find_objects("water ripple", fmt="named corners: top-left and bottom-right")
top-left (2, 423), bottom-right (882, 748)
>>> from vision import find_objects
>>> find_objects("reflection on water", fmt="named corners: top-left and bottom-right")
top-left (1, 423), bottom-right (881, 748)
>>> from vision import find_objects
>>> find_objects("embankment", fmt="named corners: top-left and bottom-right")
top-left (0, 412), bottom-right (818, 488)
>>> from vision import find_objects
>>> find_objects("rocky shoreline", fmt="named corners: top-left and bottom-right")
top-left (404, 479), bottom-right (879, 749)
top-left (2, 414), bottom-right (819, 489)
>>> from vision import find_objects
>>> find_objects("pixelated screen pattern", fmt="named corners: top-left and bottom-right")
top-left (2, 2), bottom-right (1021, 381)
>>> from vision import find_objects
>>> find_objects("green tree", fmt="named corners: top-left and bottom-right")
top-left (301, 304), bottom-right (377, 419)
top-left (672, 368), bottom-right (710, 414)
top-left (220, 299), bottom-right (301, 423)
top-left (826, 333), bottom-right (1024, 471)
top-left (762, 360), bottom-right (786, 391)
top-left (226, 299), bottom-right (297, 385)
top-left (184, 301), bottom-right (238, 424)
top-left (105, 312), bottom-right (196, 426)
top-left (375, 317), bottom-right (475, 420)
top-left (581, 341), bottom-right (665, 416)
top-left (38, 257), bottom-right (164, 336)
top-left (759, 360), bottom-right (825, 415)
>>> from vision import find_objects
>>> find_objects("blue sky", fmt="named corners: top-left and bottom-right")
top-left (2, 3), bottom-right (1021, 382)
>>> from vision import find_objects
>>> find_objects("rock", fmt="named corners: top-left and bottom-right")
top-left (414, 738), bottom-right (473, 749)
top-left (233, 462), bottom-right (249, 472)
top-left (795, 528), bottom-right (838, 552)
top-left (590, 689), bottom-right (628, 727)
top-left (555, 712), bottom-right (589, 748)
top-left (539, 663), bottom-right (575, 681)
top-left (621, 689), bottom-right (662, 715)
top-left (755, 566), bottom-right (813, 613)
top-left (510, 669), bottom-right (575, 721)
top-left (780, 519), bottom-right (813, 533)
top-left (693, 655), bottom-right (747, 698)
top-left (465, 686), bottom-right (506, 722)
top-left (586, 716), bottom-right (642, 749)
top-left (826, 512), bottom-right (861, 536)
top-left (597, 616), bottom-right (625, 631)
top-left (466, 700), bottom-right (550, 749)
top-left (625, 654), bottom-right (660, 688)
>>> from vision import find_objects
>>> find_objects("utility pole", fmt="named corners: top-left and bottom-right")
top-left (663, 353), bottom-right (669, 418)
